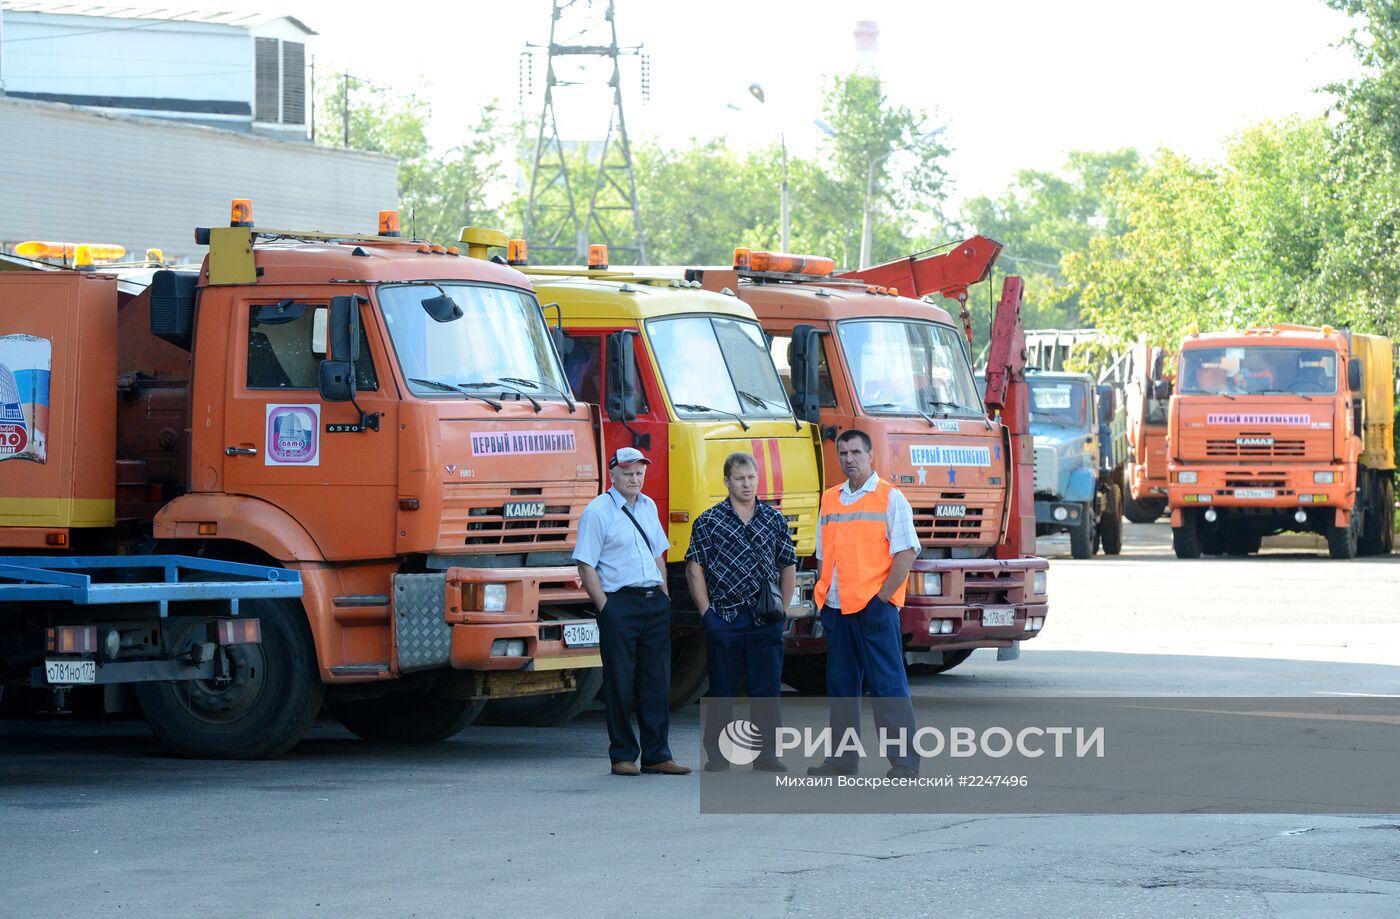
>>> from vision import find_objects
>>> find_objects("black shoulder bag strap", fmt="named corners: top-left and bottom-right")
top-left (619, 503), bottom-right (655, 554)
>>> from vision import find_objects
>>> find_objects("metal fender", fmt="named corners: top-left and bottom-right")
top-left (154, 493), bottom-right (326, 562)
top-left (1065, 467), bottom-right (1097, 503)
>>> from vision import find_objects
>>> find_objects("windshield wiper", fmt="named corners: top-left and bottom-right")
top-left (674, 403), bottom-right (750, 431)
top-left (500, 376), bottom-right (577, 413)
top-left (1253, 388), bottom-right (1314, 401)
top-left (462, 380), bottom-right (542, 413)
top-left (736, 387), bottom-right (801, 431)
top-left (408, 378), bottom-right (502, 411)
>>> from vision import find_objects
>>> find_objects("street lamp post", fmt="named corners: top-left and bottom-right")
top-left (748, 83), bottom-right (789, 251)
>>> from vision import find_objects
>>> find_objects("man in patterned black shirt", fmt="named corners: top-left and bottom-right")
top-left (685, 451), bottom-right (797, 772)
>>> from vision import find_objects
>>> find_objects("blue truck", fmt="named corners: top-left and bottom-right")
top-left (1028, 371), bottom-right (1129, 559)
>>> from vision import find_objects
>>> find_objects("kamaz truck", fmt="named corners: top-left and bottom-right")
top-left (0, 204), bottom-right (603, 757)
top-left (1167, 324), bottom-right (1394, 559)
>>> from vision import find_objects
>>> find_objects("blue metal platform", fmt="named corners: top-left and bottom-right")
top-left (0, 555), bottom-right (302, 615)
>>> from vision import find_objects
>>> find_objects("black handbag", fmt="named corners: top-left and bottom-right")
top-left (757, 579), bottom-right (787, 624)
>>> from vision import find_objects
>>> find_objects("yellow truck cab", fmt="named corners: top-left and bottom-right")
top-left (517, 244), bottom-right (821, 707)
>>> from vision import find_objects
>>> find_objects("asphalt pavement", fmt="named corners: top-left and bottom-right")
top-left (3, 521), bottom-right (1398, 918)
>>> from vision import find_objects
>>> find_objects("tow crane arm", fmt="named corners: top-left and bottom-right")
top-left (839, 235), bottom-right (1002, 343)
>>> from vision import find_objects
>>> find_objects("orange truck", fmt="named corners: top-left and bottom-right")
top-left (0, 204), bottom-right (604, 757)
top-left (1167, 324), bottom-right (1395, 559)
top-left (1123, 337), bottom-right (1171, 523)
top-left (687, 241), bottom-right (1049, 688)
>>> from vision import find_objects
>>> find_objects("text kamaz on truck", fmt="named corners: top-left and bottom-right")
top-left (0, 206), bottom-right (604, 757)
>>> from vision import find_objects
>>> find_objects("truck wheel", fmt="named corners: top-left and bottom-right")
top-left (1069, 508), bottom-right (1095, 559)
top-left (1172, 511), bottom-right (1202, 559)
top-left (1359, 474), bottom-right (1392, 556)
top-left (907, 649), bottom-right (974, 676)
top-left (1099, 484), bottom-right (1124, 556)
top-left (1327, 508), bottom-right (1361, 559)
top-left (330, 688), bottom-right (485, 742)
top-left (669, 629), bottom-right (708, 709)
top-left (1122, 491), bottom-right (1164, 524)
top-left (782, 653), bottom-right (828, 694)
top-left (135, 597), bottom-right (324, 759)
top-left (479, 665), bottom-right (604, 726)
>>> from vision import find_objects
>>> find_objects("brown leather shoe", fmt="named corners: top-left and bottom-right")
top-left (611, 761), bottom-right (640, 776)
top-left (641, 759), bottom-right (692, 775)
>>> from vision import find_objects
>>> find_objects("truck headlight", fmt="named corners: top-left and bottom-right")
top-left (908, 572), bottom-right (942, 596)
top-left (1313, 471), bottom-right (1335, 484)
top-left (1032, 570), bottom-right (1047, 596)
top-left (1177, 471), bottom-right (1198, 484)
top-left (464, 582), bottom-right (509, 612)
top-left (1052, 506), bottom-right (1069, 521)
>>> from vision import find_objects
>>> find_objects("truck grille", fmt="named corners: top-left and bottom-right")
top-left (911, 491), bottom-right (1000, 544)
top-left (1033, 446), bottom-right (1056, 493)
top-left (440, 483), bottom-right (592, 550)
top-left (1205, 439), bottom-right (1306, 459)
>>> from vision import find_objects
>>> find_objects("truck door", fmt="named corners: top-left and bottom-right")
top-left (220, 295), bottom-right (399, 559)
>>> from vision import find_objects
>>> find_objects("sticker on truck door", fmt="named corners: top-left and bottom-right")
top-left (266, 404), bottom-right (320, 465)
top-left (0, 334), bottom-right (50, 464)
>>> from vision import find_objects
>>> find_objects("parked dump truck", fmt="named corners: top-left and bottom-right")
top-left (0, 204), bottom-right (604, 757)
top-left (513, 242), bottom-right (820, 708)
top-left (692, 240), bottom-right (1048, 687)
top-left (1027, 371), bottom-right (1128, 558)
top-left (1123, 337), bottom-right (1172, 523)
top-left (1167, 324), bottom-right (1395, 559)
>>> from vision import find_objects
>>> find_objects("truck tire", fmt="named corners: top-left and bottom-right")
top-left (781, 653), bottom-right (828, 695)
top-left (1172, 511), bottom-right (1202, 559)
top-left (330, 688), bottom-right (485, 742)
top-left (1327, 508), bottom-right (1361, 559)
top-left (480, 665), bottom-right (604, 726)
top-left (669, 628), bottom-right (708, 709)
top-left (907, 649), bottom-right (974, 676)
top-left (1123, 491), bottom-right (1165, 524)
top-left (1099, 484), bottom-right (1124, 556)
top-left (1069, 508), bottom-right (1095, 559)
top-left (135, 597), bottom-right (324, 759)
top-left (1359, 474), bottom-right (1393, 556)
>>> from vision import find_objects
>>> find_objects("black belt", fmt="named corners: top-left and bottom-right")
top-left (611, 585), bottom-right (663, 598)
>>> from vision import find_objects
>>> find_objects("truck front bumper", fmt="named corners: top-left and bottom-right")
top-left (394, 566), bottom-right (602, 675)
top-left (1167, 465), bottom-right (1352, 525)
top-left (900, 557), bottom-right (1050, 651)
top-left (1034, 498), bottom-right (1089, 532)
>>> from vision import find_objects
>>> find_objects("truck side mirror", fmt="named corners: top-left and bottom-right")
top-left (1096, 384), bottom-right (1117, 422)
top-left (319, 294), bottom-right (363, 403)
top-left (1348, 358), bottom-right (1362, 392)
top-left (605, 330), bottom-right (640, 422)
top-left (1151, 380), bottom-right (1172, 400)
top-left (789, 324), bottom-right (823, 425)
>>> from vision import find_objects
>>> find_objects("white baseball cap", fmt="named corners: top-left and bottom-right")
top-left (609, 446), bottom-right (652, 469)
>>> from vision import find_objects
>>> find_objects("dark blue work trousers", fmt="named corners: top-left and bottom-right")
top-left (702, 609), bottom-right (784, 761)
top-left (598, 589), bottom-right (673, 765)
top-left (822, 596), bottom-right (918, 771)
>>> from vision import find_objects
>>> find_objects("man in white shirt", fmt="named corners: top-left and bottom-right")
top-left (574, 447), bottom-right (691, 777)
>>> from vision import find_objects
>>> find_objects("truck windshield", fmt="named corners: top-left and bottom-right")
top-left (645, 315), bottom-right (794, 419)
top-left (836, 319), bottom-right (983, 418)
top-left (1028, 379), bottom-right (1088, 426)
top-left (1178, 346), bottom-right (1338, 395)
top-left (377, 283), bottom-right (569, 398)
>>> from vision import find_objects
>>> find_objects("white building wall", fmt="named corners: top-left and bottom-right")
top-left (0, 99), bottom-right (398, 263)
top-left (1, 12), bottom-right (253, 124)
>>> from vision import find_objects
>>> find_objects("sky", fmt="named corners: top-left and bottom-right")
top-left (219, 0), bottom-right (1360, 203)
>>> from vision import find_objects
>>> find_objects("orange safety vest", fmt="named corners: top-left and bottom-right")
top-left (813, 476), bottom-right (907, 614)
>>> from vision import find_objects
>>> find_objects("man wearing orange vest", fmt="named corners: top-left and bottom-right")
top-left (808, 429), bottom-right (921, 778)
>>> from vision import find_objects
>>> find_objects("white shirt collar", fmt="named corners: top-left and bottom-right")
top-left (607, 486), bottom-right (647, 509)
top-left (840, 472), bottom-right (880, 498)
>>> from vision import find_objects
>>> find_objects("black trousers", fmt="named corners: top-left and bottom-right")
top-left (597, 589), bottom-right (673, 764)
top-left (702, 610), bottom-right (784, 763)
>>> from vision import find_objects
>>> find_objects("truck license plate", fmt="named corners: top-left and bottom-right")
top-left (1235, 488), bottom-right (1276, 499)
top-left (982, 608), bottom-right (1015, 627)
top-left (563, 622), bottom-right (600, 648)
top-left (45, 659), bottom-right (95, 685)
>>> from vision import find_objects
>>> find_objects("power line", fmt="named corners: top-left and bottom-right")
top-left (1, 18), bottom-right (184, 43)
